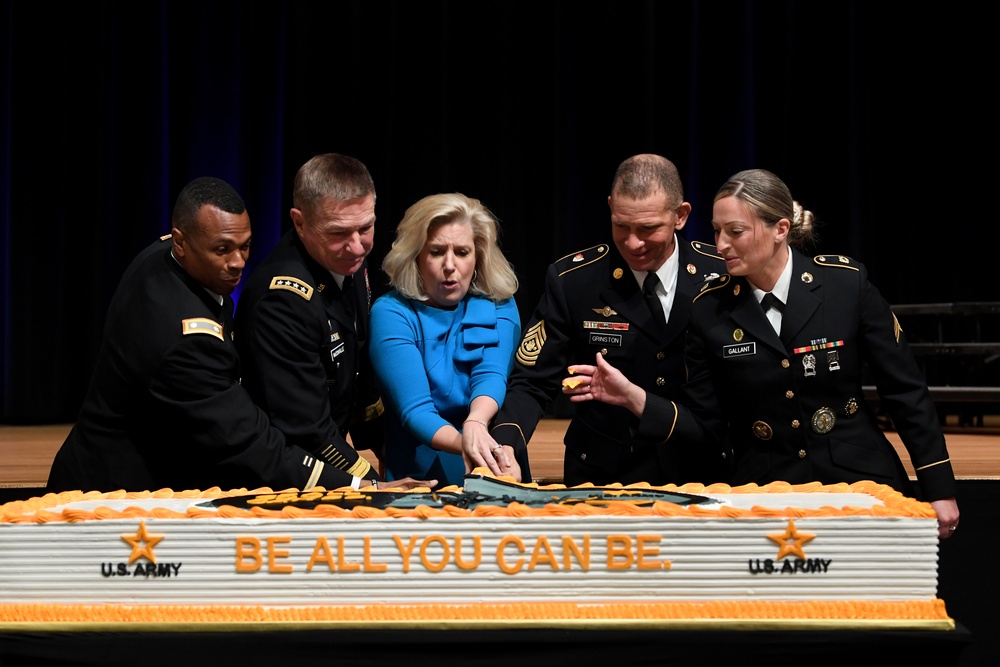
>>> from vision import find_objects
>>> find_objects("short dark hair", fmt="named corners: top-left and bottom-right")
top-left (171, 177), bottom-right (246, 233)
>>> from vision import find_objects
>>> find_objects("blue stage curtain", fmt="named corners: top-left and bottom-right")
top-left (0, 1), bottom-right (991, 422)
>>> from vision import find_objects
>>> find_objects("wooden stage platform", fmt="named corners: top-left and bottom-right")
top-left (2, 419), bottom-right (998, 490)
top-left (2, 420), bottom-right (1000, 666)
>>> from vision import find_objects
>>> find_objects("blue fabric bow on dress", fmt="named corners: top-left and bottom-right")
top-left (454, 297), bottom-right (500, 363)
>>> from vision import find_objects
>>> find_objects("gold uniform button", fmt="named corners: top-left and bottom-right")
top-left (798, 449), bottom-right (807, 459)
top-left (791, 420), bottom-right (800, 428)
top-left (656, 351), bottom-right (665, 360)
top-left (655, 377), bottom-right (665, 386)
top-left (781, 359), bottom-right (790, 369)
top-left (785, 390), bottom-right (794, 399)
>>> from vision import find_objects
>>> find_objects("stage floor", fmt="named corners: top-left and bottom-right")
top-left (2, 419), bottom-right (998, 489)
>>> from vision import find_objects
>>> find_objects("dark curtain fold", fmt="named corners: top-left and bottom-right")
top-left (1, 1), bottom-right (990, 423)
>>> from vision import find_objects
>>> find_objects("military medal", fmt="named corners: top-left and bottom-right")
top-left (811, 407), bottom-right (836, 434)
top-left (827, 350), bottom-right (840, 372)
top-left (803, 353), bottom-right (816, 377)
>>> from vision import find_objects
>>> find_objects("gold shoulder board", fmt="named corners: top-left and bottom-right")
top-left (269, 276), bottom-right (314, 300)
top-left (556, 244), bottom-right (609, 277)
top-left (693, 274), bottom-right (730, 302)
top-left (813, 255), bottom-right (860, 271)
top-left (690, 240), bottom-right (723, 259)
top-left (181, 318), bottom-right (224, 341)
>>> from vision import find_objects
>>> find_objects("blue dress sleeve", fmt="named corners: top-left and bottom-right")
top-left (369, 293), bottom-right (449, 445)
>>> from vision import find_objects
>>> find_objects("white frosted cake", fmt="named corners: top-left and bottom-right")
top-left (0, 474), bottom-right (952, 629)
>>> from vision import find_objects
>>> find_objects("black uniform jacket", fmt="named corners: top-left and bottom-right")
top-left (663, 248), bottom-right (956, 501)
top-left (47, 237), bottom-right (349, 493)
top-left (491, 238), bottom-right (729, 486)
top-left (234, 229), bottom-right (384, 483)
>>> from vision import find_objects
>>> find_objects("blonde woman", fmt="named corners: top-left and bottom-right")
top-left (370, 193), bottom-right (520, 487)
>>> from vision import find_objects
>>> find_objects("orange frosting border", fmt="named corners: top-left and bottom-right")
top-left (0, 477), bottom-right (937, 524)
top-left (0, 480), bottom-right (936, 523)
top-left (0, 600), bottom-right (954, 630)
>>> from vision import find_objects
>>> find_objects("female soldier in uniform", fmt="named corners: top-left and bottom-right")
top-left (565, 168), bottom-right (960, 540)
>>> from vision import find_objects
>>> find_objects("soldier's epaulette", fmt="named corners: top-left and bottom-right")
top-left (555, 244), bottom-right (609, 277)
top-left (181, 317), bottom-right (225, 341)
top-left (269, 275), bottom-right (314, 300)
top-left (690, 240), bottom-right (723, 259)
top-left (693, 274), bottom-right (731, 303)
top-left (813, 254), bottom-right (860, 271)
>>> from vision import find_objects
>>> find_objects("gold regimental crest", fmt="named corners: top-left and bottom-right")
top-left (182, 318), bottom-right (224, 341)
top-left (269, 275), bottom-right (314, 300)
top-left (734, 328), bottom-right (744, 342)
top-left (752, 420), bottom-right (773, 441)
top-left (613, 268), bottom-right (624, 279)
top-left (516, 320), bottom-right (547, 366)
top-left (845, 398), bottom-right (858, 416)
top-left (801, 272), bottom-right (813, 283)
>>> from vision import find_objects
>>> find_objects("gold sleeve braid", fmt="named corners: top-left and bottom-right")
top-left (363, 398), bottom-right (384, 422)
top-left (317, 444), bottom-right (372, 478)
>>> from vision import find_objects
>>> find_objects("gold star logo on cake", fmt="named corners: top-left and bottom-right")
top-left (767, 519), bottom-right (815, 560)
top-left (121, 521), bottom-right (164, 564)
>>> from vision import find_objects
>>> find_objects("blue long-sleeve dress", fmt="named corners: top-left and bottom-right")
top-left (369, 291), bottom-right (520, 486)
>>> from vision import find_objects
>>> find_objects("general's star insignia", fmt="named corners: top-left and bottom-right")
top-left (122, 521), bottom-right (164, 565)
top-left (766, 518), bottom-right (815, 560)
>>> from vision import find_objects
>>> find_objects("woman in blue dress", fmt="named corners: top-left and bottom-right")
top-left (370, 193), bottom-right (520, 487)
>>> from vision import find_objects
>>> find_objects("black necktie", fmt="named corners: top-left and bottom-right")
top-left (342, 275), bottom-right (356, 320)
top-left (643, 272), bottom-right (666, 327)
top-left (760, 292), bottom-right (784, 313)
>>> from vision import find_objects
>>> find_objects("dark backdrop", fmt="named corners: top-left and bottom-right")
top-left (1, 1), bottom-right (991, 423)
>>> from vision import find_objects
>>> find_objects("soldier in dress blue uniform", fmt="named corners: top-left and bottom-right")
top-left (47, 178), bottom-right (367, 493)
top-left (481, 154), bottom-right (729, 486)
top-left (570, 168), bottom-right (959, 539)
top-left (234, 154), bottom-right (435, 492)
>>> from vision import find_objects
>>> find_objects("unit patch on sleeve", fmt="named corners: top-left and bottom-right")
top-left (516, 320), bottom-right (547, 367)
